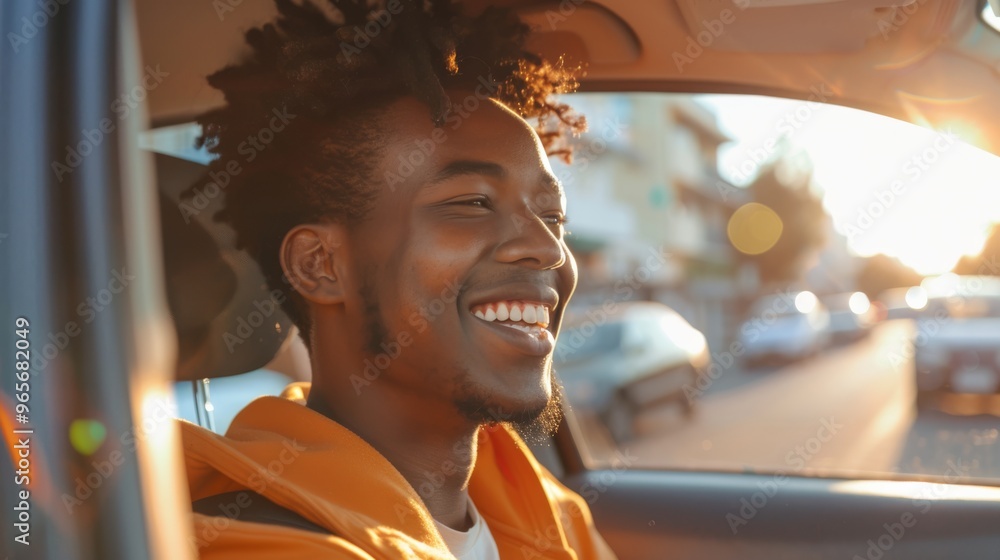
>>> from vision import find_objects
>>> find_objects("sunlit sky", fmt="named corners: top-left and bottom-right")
top-left (698, 94), bottom-right (1000, 276)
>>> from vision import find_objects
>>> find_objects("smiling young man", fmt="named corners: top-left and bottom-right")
top-left (179, 1), bottom-right (616, 558)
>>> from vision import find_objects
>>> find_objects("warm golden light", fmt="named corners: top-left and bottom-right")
top-left (727, 202), bottom-right (783, 255)
top-left (830, 480), bottom-right (1000, 502)
top-left (705, 95), bottom-right (1000, 276)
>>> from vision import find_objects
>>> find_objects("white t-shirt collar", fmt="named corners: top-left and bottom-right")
top-left (432, 498), bottom-right (501, 560)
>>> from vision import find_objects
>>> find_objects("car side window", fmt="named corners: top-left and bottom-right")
top-left (553, 92), bottom-right (1000, 487)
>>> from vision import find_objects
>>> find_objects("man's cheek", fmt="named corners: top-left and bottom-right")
top-left (407, 310), bottom-right (429, 334)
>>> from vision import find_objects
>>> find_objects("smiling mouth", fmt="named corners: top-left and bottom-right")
top-left (470, 300), bottom-right (552, 337)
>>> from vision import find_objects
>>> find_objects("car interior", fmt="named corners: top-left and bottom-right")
top-left (4, 0), bottom-right (1000, 558)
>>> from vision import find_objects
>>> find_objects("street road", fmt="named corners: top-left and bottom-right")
top-left (574, 320), bottom-right (1000, 483)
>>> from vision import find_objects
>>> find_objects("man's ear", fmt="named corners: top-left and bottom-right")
top-left (280, 223), bottom-right (347, 305)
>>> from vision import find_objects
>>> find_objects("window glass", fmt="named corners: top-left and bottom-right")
top-left (983, 3), bottom-right (1000, 34)
top-left (556, 322), bottom-right (625, 363)
top-left (554, 92), bottom-right (1000, 485)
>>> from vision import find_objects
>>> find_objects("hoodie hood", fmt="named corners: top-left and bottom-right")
top-left (181, 382), bottom-right (616, 559)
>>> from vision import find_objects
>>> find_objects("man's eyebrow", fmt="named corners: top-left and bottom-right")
top-left (540, 173), bottom-right (565, 198)
top-left (428, 160), bottom-right (507, 185)
top-left (427, 159), bottom-right (565, 197)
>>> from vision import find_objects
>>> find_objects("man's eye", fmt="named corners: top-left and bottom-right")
top-left (545, 214), bottom-right (569, 226)
top-left (451, 196), bottom-right (491, 209)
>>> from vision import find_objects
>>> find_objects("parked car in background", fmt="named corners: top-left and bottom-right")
top-left (821, 291), bottom-right (877, 344)
top-left (914, 275), bottom-right (1000, 408)
top-left (880, 286), bottom-right (925, 320)
top-left (740, 291), bottom-right (830, 368)
top-left (554, 301), bottom-right (708, 442)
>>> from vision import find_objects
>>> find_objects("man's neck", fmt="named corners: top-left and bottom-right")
top-left (305, 387), bottom-right (480, 532)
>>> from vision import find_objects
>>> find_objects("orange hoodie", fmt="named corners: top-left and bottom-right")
top-left (181, 383), bottom-right (618, 559)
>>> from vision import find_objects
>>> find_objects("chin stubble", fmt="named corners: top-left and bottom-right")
top-left (452, 373), bottom-right (566, 445)
top-left (356, 267), bottom-right (565, 442)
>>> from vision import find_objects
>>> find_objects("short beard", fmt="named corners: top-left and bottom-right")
top-left (356, 265), bottom-right (565, 443)
top-left (452, 373), bottom-right (566, 445)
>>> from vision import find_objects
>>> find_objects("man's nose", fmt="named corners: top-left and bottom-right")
top-left (493, 208), bottom-right (567, 270)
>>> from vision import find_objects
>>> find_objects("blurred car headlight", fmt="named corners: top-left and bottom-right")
top-left (848, 292), bottom-right (870, 315)
top-left (905, 287), bottom-right (928, 310)
top-left (795, 291), bottom-right (818, 314)
top-left (676, 328), bottom-right (707, 356)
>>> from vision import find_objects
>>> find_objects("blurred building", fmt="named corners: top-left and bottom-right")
top-left (553, 94), bottom-right (758, 350)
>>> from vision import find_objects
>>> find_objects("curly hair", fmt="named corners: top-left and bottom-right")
top-left (193, 0), bottom-right (586, 345)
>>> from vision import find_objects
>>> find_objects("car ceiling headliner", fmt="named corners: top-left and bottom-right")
top-left (137, 0), bottom-right (1000, 156)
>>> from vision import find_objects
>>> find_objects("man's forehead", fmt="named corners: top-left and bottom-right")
top-left (382, 94), bottom-right (562, 197)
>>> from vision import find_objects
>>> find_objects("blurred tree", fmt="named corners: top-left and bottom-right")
top-left (744, 160), bottom-right (828, 285)
top-left (856, 253), bottom-right (922, 298)
top-left (953, 223), bottom-right (1000, 276)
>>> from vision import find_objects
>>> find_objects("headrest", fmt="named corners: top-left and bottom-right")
top-left (155, 152), bottom-right (293, 381)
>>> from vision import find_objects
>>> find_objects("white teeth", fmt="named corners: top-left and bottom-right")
top-left (471, 301), bottom-right (552, 327)
top-left (509, 305), bottom-right (522, 322)
top-left (522, 305), bottom-right (537, 324)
